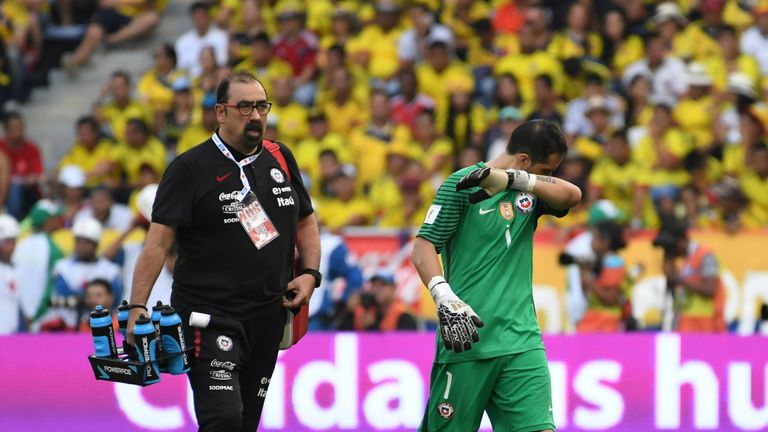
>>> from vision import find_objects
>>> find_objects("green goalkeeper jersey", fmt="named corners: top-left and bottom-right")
top-left (417, 163), bottom-right (567, 364)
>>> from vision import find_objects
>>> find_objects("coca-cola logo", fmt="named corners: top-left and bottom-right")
top-left (210, 359), bottom-right (236, 371)
top-left (219, 190), bottom-right (240, 201)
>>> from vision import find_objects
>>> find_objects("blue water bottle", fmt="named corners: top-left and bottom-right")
top-left (160, 306), bottom-right (191, 374)
top-left (151, 301), bottom-right (167, 372)
top-left (133, 314), bottom-right (161, 385)
top-left (90, 305), bottom-right (118, 357)
top-left (117, 300), bottom-right (130, 341)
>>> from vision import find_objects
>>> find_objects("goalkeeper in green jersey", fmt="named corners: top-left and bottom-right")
top-left (411, 120), bottom-right (581, 431)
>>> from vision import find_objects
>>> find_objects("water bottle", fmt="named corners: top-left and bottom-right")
top-left (160, 306), bottom-right (190, 374)
top-left (90, 305), bottom-right (118, 358)
top-left (133, 314), bottom-right (161, 385)
top-left (117, 301), bottom-right (130, 341)
top-left (151, 301), bottom-right (167, 372)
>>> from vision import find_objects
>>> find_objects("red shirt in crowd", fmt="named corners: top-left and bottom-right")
top-left (273, 31), bottom-right (318, 77)
top-left (391, 94), bottom-right (436, 133)
top-left (0, 139), bottom-right (43, 178)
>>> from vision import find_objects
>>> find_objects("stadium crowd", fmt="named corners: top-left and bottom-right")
top-left (0, 0), bottom-right (767, 334)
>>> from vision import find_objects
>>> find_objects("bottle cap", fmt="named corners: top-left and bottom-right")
top-left (90, 305), bottom-right (109, 318)
top-left (118, 300), bottom-right (129, 311)
top-left (152, 300), bottom-right (164, 312)
top-left (135, 314), bottom-right (150, 325)
top-left (161, 305), bottom-right (176, 316)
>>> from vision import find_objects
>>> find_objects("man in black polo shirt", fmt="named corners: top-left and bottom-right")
top-left (126, 71), bottom-right (320, 431)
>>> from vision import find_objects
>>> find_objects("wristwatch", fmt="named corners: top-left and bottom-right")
top-left (300, 268), bottom-right (322, 288)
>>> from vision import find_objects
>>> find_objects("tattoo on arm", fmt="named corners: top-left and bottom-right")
top-left (538, 176), bottom-right (557, 184)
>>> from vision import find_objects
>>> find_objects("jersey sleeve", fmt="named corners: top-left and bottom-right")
top-left (416, 171), bottom-right (468, 252)
top-left (278, 142), bottom-right (314, 218)
top-left (536, 196), bottom-right (570, 219)
top-left (152, 156), bottom-right (197, 226)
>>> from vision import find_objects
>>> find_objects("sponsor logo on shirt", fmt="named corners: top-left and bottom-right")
top-left (216, 172), bottom-right (232, 182)
top-left (277, 196), bottom-right (295, 207)
top-left (210, 359), bottom-right (236, 371)
top-left (424, 205), bottom-right (441, 224)
top-left (272, 186), bottom-right (292, 195)
top-left (270, 168), bottom-right (285, 183)
top-left (210, 369), bottom-right (233, 381)
top-left (208, 385), bottom-right (234, 391)
top-left (219, 190), bottom-right (240, 201)
top-left (222, 202), bottom-right (245, 214)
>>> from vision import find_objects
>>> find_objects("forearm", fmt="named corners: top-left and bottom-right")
top-left (130, 223), bottom-right (174, 305)
top-left (530, 175), bottom-right (582, 210)
top-left (680, 276), bottom-right (717, 298)
top-left (297, 213), bottom-right (320, 270)
top-left (411, 237), bottom-right (444, 285)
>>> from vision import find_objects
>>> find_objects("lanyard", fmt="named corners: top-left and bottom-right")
top-left (212, 133), bottom-right (259, 202)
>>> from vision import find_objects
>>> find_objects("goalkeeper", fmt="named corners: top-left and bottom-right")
top-left (411, 120), bottom-right (581, 431)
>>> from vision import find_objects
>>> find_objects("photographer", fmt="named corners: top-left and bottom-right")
top-left (654, 216), bottom-right (726, 332)
top-left (341, 272), bottom-right (417, 332)
top-left (575, 220), bottom-right (633, 332)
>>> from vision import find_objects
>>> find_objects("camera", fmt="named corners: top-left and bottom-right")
top-left (360, 292), bottom-right (377, 309)
top-left (558, 252), bottom-right (595, 267)
top-left (652, 215), bottom-right (688, 257)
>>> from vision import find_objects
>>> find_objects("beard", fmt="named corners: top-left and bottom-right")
top-left (242, 121), bottom-right (263, 153)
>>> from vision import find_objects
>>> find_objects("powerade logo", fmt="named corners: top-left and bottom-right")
top-left (177, 327), bottom-right (189, 366)
top-left (104, 366), bottom-right (133, 376)
top-left (141, 337), bottom-right (153, 377)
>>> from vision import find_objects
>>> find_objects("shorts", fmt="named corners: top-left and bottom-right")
top-left (420, 349), bottom-right (555, 432)
top-left (179, 301), bottom-right (285, 432)
top-left (93, 8), bottom-right (131, 34)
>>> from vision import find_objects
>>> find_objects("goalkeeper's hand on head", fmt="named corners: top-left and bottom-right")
top-left (456, 166), bottom-right (536, 204)
top-left (429, 276), bottom-right (484, 353)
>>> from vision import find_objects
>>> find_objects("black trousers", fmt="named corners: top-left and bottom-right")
top-left (181, 302), bottom-right (285, 432)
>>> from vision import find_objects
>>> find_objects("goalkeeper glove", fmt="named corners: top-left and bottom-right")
top-left (429, 276), bottom-right (484, 353)
top-left (456, 166), bottom-right (537, 203)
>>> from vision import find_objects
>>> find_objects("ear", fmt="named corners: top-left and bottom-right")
top-left (517, 153), bottom-right (532, 170)
top-left (215, 104), bottom-right (227, 123)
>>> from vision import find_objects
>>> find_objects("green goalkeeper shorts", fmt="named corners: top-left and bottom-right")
top-left (419, 348), bottom-right (555, 432)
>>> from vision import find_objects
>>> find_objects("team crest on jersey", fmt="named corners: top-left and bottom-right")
top-left (515, 192), bottom-right (535, 213)
top-left (499, 201), bottom-right (514, 220)
top-left (270, 168), bottom-right (285, 183)
top-left (437, 402), bottom-right (455, 420)
top-left (216, 335), bottom-right (233, 351)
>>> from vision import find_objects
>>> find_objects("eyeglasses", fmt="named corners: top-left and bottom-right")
top-left (221, 101), bottom-right (272, 116)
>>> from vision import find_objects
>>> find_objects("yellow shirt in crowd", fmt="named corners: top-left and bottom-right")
top-left (589, 157), bottom-right (642, 219)
top-left (317, 197), bottom-right (374, 231)
top-left (59, 139), bottom-right (116, 187)
top-left (349, 123), bottom-right (412, 188)
top-left (110, 137), bottom-right (167, 184)
top-left (347, 25), bottom-right (403, 80)
top-left (99, 100), bottom-right (154, 142)
top-left (633, 128), bottom-right (693, 187)
top-left (494, 51), bottom-right (563, 103)
top-left (270, 102), bottom-right (309, 146)
top-left (176, 124), bottom-right (213, 156)
top-left (673, 96), bottom-right (717, 149)
top-left (741, 170), bottom-right (768, 226)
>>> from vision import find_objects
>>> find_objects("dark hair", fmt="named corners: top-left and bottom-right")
top-left (2, 110), bottom-right (22, 128)
top-left (719, 24), bottom-right (736, 37)
top-left (585, 72), bottom-right (604, 86)
top-left (472, 18), bottom-right (493, 34)
top-left (253, 31), bottom-right (271, 46)
top-left (416, 108), bottom-right (436, 122)
top-left (160, 43), bottom-right (177, 68)
top-left (505, 120), bottom-right (567, 163)
top-left (90, 185), bottom-right (113, 199)
top-left (189, 1), bottom-right (210, 14)
top-left (328, 43), bottom-right (346, 59)
top-left (495, 74), bottom-right (522, 108)
top-left (370, 88), bottom-right (389, 101)
top-left (126, 118), bottom-right (150, 136)
top-left (753, 141), bottom-right (768, 153)
top-left (216, 71), bottom-right (265, 104)
top-left (595, 220), bottom-right (627, 251)
top-left (428, 40), bottom-right (449, 51)
top-left (111, 69), bottom-right (131, 86)
top-left (611, 128), bottom-right (628, 142)
top-left (643, 31), bottom-right (662, 45)
top-left (86, 278), bottom-right (113, 295)
top-left (535, 73), bottom-right (554, 89)
top-left (319, 148), bottom-right (339, 160)
top-left (76, 115), bottom-right (99, 131)
top-left (683, 149), bottom-right (708, 172)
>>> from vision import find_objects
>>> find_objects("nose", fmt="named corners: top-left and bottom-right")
top-left (249, 107), bottom-right (261, 121)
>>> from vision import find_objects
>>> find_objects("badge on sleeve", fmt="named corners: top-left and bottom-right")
top-left (238, 192), bottom-right (279, 249)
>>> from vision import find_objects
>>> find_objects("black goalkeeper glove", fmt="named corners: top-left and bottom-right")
top-left (429, 277), bottom-right (484, 353)
top-left (456, 166), bottom-right (536, 204)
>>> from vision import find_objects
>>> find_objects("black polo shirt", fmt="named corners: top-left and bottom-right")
top-left (152, 135), bottom-right (313, 319)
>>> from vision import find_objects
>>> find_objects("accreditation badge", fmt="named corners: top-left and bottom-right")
top-left (238, 192), bottom-right (279, 249)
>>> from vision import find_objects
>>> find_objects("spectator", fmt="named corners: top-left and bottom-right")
top-left (13, 200), bottom-right (64, 331)
top-left (417, 40), bottom-right (473, 121)
top-left (316, 165), bottom-right (372, 231)
top-left (527, 73), bottom-right (565, 124)
top-left (193, 46), bottom-right (223, 98)
top-left (489, 73), bottom-right (525, 119)
top-left (227, 0), bottom-right (269, 64)
top-left (269, 76), bottom-right (309, 146)
top-left (600, 8), bottom-right (644, 81)
top-left (272, 0), bottom-right (318, 106)
top-left (623, 74), bottom-right (653, 128)
top-left (318, 4), bottom-right (358, 57)
top-left (439, 0), bottom-right (490, 57)
top-left (368, 141), bottom-right (422, 227)
top-left (314, 148), bottom-right (343, 201)
top-left (466, 18), bottom-right (508, 106)
top-left (308, 229), bottom-right (364, 330)
top-left (390, 67), bottom-right (435, 134)
top-left (348, 0), bottom-right (403, 88)
top-left (175, 1), bottom-right (228, 78)
top-left (44, 217), bottom-right (121, 331)
top-left (93, 70), bottom-right (153, 142)
top-left (739, 2), bottom-right (768, 81)
top-left (294, 110), bottom-right (349, 186)
top-left (77, 279), bottom-right (117, 332)
top-left (75, 186), bottom-right (133, 233)
top-left (344, 271), bottom-right (417, 331)
top-left (742, 143), bottom-right (768, 226)
top-left (522, 2), bottom-right (553, 51)
top-left (398, 2), bottom-right (453, 66)
top-left (652, 1), bottom-right (718, 62)
top-left (233, 31), bottom-right (292, 98)
top-left (487, 106), bottom-right (523, 162)
top-left (588, 130), bottom-right (642, 226)
top-left (59, 116), bottom-right (115, 188)
top-left (443, 74), bottom-right (487, 151)
top-left (573, 96), bottom-right (613, 160)
top-left (56, 165), bottom-right (87, 228)
top-left (673, 63), bottom-right (717, 148)
top-left (322, 67), bottom-right (368, 137)
top-left (0, 214), bottom-right (20, 334)
top-left (0, 111), bottom-right (43, 219)
top-left (706, 25), bottom-right (760, 92)
top-left (412, 109), bottom-right (453, 187)
top-left (563, 73), bottom-right (624, 142)
top-left (176, 93), bottom-right (218, 155)
top-left (547, 2), bottom-right (602, 61)
top-left (158, 77), bottom-right (195, 150)
top-left (622, 32), bottom-right (687, 102)
top-left (723, 110), bottom-right (764, 176)
top-left (576, 220), bottom-right (631, 332)
top-left (61, 0), bottom-right (161, 77)
top-left (680, 149), bottom-right (721, 228)
top-left (349, 89), bottom-right (412, 189)
top-left (108, 118), bottom-right (167, 189)
top-left (137, 43), bottom-right (183, 115)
